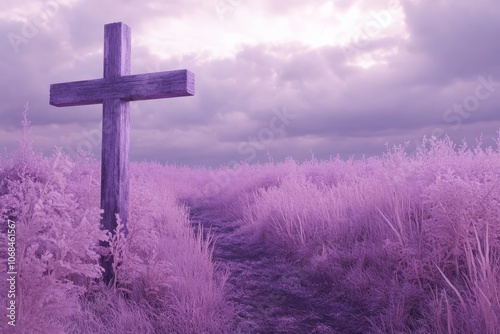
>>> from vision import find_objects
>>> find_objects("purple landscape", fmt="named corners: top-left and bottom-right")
top-left (1, 0), bottom-right (500, 333)
top-left (2, 107), bottom-right (500, 333)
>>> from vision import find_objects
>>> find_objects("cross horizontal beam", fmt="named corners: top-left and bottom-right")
top-left (49, 21), bottom-right (196, 285)
top-left (50, 69), bottom-right (195, 107)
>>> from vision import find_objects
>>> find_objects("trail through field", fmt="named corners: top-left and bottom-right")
top-left (189, 205), bottom-right (368, 334)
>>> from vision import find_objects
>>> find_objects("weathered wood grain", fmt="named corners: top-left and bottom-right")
top-left (48, 21), bottom-right (195, 285)
top-left (100, 22), bottom-right (131, 285)
top-left (100, 21), bottom-right (130, 240)
top-left (49, 70), bottom-right (195, 107)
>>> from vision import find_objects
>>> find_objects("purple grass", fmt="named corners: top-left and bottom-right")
top-left (1, 106), bottom-right (499, 333)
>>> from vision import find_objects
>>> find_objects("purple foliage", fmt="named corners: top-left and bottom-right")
top-left (1, 106), bottom-right (499, 333)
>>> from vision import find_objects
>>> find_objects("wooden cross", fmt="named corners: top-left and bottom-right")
top-left (49, 22), bottom-right (195, 284)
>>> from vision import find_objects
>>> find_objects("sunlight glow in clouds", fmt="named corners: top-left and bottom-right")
top-left (348, 46), bottom-right (401, 69)
top-left (2, 0), bottom-right (499, 168)
top-left (139, 0), bottom-right (407, 65)
top-left (335, 2), bottom-right (407, 68)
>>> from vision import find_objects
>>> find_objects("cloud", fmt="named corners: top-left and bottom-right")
top-left (403, 0), bottom-right (500, 81)
top-left (1, 0), bottom-right (500, 167)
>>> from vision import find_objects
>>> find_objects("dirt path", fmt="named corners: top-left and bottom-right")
top-left (189, 205), bottom-right (367, 334)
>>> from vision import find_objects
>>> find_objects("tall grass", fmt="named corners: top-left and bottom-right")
top-left (2, 105), bottom-right (500, 332)
top-left (238, 136), bottom-right (500, 333)
top-left (0, 106), bottom-right (233, 333)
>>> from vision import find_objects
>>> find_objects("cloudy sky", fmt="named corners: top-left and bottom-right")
top-left (1, 0), bottom-right (499, 167)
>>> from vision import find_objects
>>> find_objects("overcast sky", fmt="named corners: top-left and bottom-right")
top-left (1, 0), bottom-right (499, 167)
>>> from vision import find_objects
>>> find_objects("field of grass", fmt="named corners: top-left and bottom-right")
top-left (1, 113), bottom-right (500, 333)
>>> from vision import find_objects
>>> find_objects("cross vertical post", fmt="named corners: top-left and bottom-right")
top-left (49, 22), bottom-right (195, 285)
top-left (100, 23), bottom-right (131, 284)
